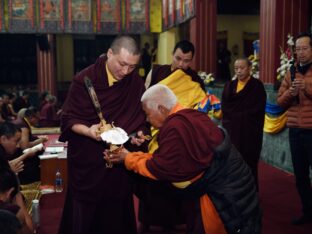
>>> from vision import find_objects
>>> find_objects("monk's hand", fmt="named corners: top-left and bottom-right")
top-left (103, 148), bottom-right (129, 164)
top-left (39, 135), bottom-right (49, 143)
top-left (9, 159), bottom-right (24, 174)
top-left (88, 123), bottom-right (102, 141)
top-left (130, 131), bottom-right (151, 146)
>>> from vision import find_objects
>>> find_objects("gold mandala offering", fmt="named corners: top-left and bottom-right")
top-left (100, 126), bottom-right (129, 168)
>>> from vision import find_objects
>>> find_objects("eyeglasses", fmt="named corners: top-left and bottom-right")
top-left (295, 47), bottom-right (311, 52)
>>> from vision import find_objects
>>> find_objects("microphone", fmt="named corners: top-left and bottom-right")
top-left (290, 60), bottom-right (299, 104)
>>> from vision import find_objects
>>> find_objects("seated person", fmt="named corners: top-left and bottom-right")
top-left (0, 122), bottom-right (40, 184)
top-left (1, 94), bottom-right (16, 121)
top-left (13, 107), bottom-right (48, 150)
top-left (0, 97), bottom-right (5, 124)
top-left (0, 165), bottom-right (33, 234)
top-left (105, 84), bottom-right (262, 234)
top-left (13, 91), bottom-right (30, 114)
top-left (39, 95), bottom-right (60, 127)
top-left (0, 209), bottom-right (22, 234)
top-left (13, 107), bottom-right (48, 184)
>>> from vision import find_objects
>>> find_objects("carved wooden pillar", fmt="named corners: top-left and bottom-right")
top-left (260, 0), bottom-right (310, 84)
top-left (190, 0), bottom-right (217, 75)
top-left (36, 34), bottom-right (57, 96)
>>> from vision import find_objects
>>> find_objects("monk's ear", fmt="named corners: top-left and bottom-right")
top-left (107, 48), bottom-right (113, 58)
top-left (0, 135), bottom-right (7, 144)
top-left (4, 187), bottom-right (15, 202)
top-left (158, 105), bottom-right (169, 115)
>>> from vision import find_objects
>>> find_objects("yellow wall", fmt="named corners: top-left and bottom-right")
top-left (157, 27), bottom-right (180, 64)
top-left (56, 35), bottom-right (74, 82)
top-left (217, 15), bottom-right (259, 72)
top-left (150, 0), bottom-right (162, 33)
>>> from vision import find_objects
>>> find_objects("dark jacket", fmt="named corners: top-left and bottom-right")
top-left (180, 129), bottom-right (262, 234)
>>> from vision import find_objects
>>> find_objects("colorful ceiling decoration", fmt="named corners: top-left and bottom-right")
top-left (0, 0), bottom-right (195, 34)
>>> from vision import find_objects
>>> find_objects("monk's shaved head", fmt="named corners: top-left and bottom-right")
top-left (110, 35), bottom-right (140, 55)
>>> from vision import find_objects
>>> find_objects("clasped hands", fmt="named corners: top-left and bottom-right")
top-left (103, 130), bottom-right (149, 165)
top-left (103, 147), bottom-right (129, 165)
top-left (9, 150), bottom-right (37, 174)
top-left (290, 78), bottom-right (305, 96)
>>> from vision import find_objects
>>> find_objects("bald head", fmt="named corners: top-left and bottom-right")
top-left (110, 35), bottom-right (140, 55)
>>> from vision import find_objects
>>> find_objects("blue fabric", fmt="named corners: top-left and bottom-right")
top-left (265, 102), bottom-right (285, 116)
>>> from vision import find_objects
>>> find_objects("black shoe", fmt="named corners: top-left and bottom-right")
top-left (292, 215), bottom-right (312, 225)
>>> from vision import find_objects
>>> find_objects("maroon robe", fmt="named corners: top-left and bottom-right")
top-left (144, 109), bottom-right (223, 233)
top-left (147, 109), bottom-right (223, 180)
top-left (11, 118), bottom-right (41, 184)
top-left (59, 55), bottom-right (148, 234)
top-left (137, 65), bottom-right (206, 229)
top-left (221, 77), bottom-right (266, 188)
top-left (0, 201), bottom-right (20, 215)
top-left (39, 102), bottom-right (60, 127)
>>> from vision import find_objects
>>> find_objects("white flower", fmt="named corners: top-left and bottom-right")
top-left (287, 34), bottom-right (294, 47)
top-left (198, 71), bottom-right (215, 85)
top-left (276, 34), bottom-right (294, 82)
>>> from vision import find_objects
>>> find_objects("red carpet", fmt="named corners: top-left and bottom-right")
top-left (38, 161), bottom-right (312, 234)
top-left (258, 161), bottom-right (312, 234)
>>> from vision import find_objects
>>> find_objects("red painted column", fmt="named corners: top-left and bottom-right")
top-left (36, 34), bottom-right (57, 96)
top-left (260, 0), bottom-right (309, 84)
top-left (190, 0), bottom-right (217, 75)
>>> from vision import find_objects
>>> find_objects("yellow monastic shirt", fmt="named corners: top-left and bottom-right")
top-left (106, 64), bottom-right (117, 87)
top-left (236, 76), bottom-right (251, 93)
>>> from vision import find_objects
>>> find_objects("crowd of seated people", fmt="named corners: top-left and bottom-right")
top-left (0, 122), bottom-right (39, 233)
top-left (0, 89), bottom-right (62, 232)
top-left (0, 90), bottom-right (62, 185)
top-left (0, 90), bottom-right (61, 127)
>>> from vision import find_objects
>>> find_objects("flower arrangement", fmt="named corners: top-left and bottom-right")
top-left (248, 39), bottom-right (260, 78)
top-left (248, 54), bottom-right (259, 79)
top-left (276, 34), bottom-right (294, 81)
top-left (198, 71), bottom-right (215, 86)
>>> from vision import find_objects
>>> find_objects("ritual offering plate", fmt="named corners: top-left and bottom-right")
top-left (100, 127), bottom-right (129, 145)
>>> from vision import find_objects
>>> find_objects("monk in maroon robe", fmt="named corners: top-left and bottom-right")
top-left (59, 36), bottom-right (149, 234)
top-left (221, 58), bottom-right (266, 190)
top-left (105, 84), bottom-right (261, 234)
top-left (39, 95), bottom-right (60, 127)
top-left (136, 40), bottom-right (206, 232)
top-left (12, 108), bottom-right (47, 184)
top-left (145, 40), bottom-right (205, 92)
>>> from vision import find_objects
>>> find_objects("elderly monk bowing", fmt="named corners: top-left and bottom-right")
top-left (105, 84), bottom-right (262, 234)
top-left (139, 40), bottom-right (216, 233)
top-left (59, 35), bottom-right (149, 234)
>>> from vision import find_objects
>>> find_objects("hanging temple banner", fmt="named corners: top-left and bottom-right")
top-left (1, 1), bottom-right (192, 34)
top-left (167, 0), bottom-right (175, 28)
top-left (162, 0), bottom-right (168, 31)
top-left (0, 1), bottom-right (4, 32)
top-left (8, 0), bottom-right (36, 33)
top-left (125, 0), bottom-right (149, 34)
top-left (65, 0), bottom-right (93, 33)
top-left (38, 0), bottom-right (65, 33)
top-left (96, 0), bottom-right (121, 34)
top-left (175, 0), bottom-right (183, 25)
top-left (184, 0), bottom-right (195, 21)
